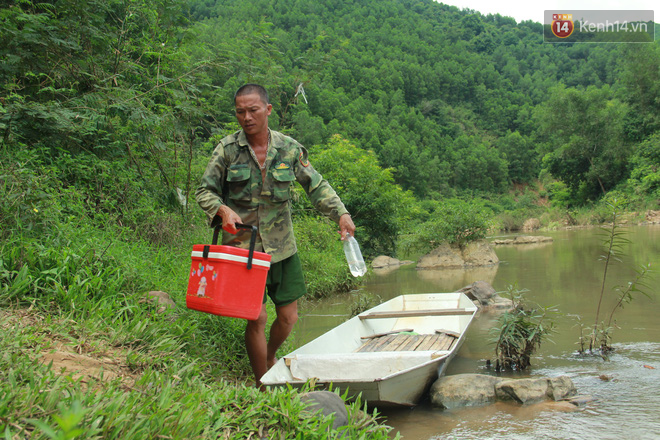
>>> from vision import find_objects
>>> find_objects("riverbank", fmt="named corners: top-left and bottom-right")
top-left (0, 301), bottom-right (396, 438)
top-left (0, 214), bottom-right (388, 438)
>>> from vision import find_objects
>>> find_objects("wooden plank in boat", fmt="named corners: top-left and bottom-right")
top-left (356, 333), bottom-right (457, 353)
top-left (385, 334), bottom-right (413, 351)
top-left (416, 334), bottom-right (437, 351)
top-left (429, 334), bottom-right (453, 351)
top-left (397, 335), bottom-right (421, 351)
top-left (437, 335), bottom-right (452, 351)
top-left (358, 334), bottom-right (393, 352)
top-left (359, 308), bottom-right (472, 320)
top-left (435, 329), bottom-right (460, 338)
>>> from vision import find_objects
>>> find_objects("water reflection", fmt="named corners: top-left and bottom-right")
top-left (417, 264), bottom-right (498, 287)
top-left (295, 225), bottom-right (660, 439)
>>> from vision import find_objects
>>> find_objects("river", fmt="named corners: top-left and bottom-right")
top-left (295, 225), bottom-right (660, 439)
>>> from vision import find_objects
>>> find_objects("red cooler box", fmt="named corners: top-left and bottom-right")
top-left (186, 224), bottom-right (271, 320)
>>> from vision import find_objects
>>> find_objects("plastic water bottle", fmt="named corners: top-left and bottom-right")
top-left (343, 235), bottom-right (367, 277)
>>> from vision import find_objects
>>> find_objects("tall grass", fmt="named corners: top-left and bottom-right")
top-left (583, 196), bottom-right (653, 353)
top-left (0, 313), bottom-right (395, 439)
top-left (1, 150), bottom-right (393, 438)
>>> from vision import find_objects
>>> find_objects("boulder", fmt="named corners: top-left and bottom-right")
top-left (417, 242), bottom-right (464, 269)
top-left (646, 210), bottom-right (660, 224)
top-left (492, 236), bottom-right (553, 245)
top-left (371, 256), bottom-right (413, 269)
top-left (562, 395), bottom-right (595, 407)
top-left (430, 374), bottom-right (503, 409)
top-left (299, 391), bottom-right (348, 430)
top-left (458, 280), bottom-right (495, 305)
top-left (457, 281), bottom-right (513, 310)
top-left (461, 240), bottom-right (499, 267)
top-left (144, 291), bottom-right (176, 314)
top-left (430, 374), bottom-right (577, 409)
top-left (495, 376), bottom-right (576, 405)
top-left (496, 378), bottom-right (549, 404)
top-left (547, 376), bottom-right (577, 401)
top-left (417, 240), bottom-right (498, 269)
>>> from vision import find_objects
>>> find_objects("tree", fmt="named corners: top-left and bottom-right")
top-left (306, 135), bottom-right (419, 256)
top-left (496, 131), bottom-right (538, 184)
top-left (536, 85), bottom-right (629, 204)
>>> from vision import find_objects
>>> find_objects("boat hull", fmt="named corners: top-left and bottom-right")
top-left (261, 292), bottom-right (477, 406)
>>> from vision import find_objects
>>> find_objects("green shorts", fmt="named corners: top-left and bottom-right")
top-left (263, 253), bottom-right (307, 307)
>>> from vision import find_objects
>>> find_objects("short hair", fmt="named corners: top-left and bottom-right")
top-left (234, 84), bottom-right (270, 105)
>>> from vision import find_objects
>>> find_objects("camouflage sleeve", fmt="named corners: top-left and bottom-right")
top-left (195, 142), bottom-right (227, 226)
top-left (294, 145), bottom-right (349, 223)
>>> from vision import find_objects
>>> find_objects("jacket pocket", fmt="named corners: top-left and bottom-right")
top-left (271, 168), bottom-right (295, 202)
top-left (226, 166), bottom-right (251, 201)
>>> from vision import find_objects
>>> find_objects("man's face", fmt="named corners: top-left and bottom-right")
top-left (235, 93), bottom-right (272, 136)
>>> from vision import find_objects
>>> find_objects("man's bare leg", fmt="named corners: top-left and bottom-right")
top-left (266, 301), bottom-right (298, 369)
top-left (245, 303), bottom-right (268, 387)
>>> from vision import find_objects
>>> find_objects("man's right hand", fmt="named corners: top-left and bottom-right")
top-left (216, 206), bottom-right (242, 234)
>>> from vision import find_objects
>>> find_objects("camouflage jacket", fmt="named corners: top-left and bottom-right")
top-left (195, 130), bottom-right (348, 263)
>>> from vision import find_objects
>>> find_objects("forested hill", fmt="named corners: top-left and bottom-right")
top-left (1, 0), bottom-right (658, 208)
top-left (187, 0), bottom-right (659, 202)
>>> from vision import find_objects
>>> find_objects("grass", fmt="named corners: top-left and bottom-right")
top-left (0, 204), bottom-right (394, 438)
top-left (0, 309), bottom-right (394, 439)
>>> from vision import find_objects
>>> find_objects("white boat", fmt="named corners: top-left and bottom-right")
top-left (261, 292), bottom-right (478, 406)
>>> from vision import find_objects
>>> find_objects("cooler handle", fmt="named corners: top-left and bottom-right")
top-left (210, 223), bottom-right (258, 270)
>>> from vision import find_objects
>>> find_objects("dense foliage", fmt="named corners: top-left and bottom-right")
top-left (2, 0), bottom-right (659, 256)
top-left (1, 0), bottom-right (658, 435)
top-left (187, 0), bottom-right (659, 209)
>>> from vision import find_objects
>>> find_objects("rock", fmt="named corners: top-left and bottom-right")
top-left (430, 374), bottom-right (578, 409)
top-left (417, 243), bottom-right (464, 269)
top-left (458, 280), bottom-right (495, 305)
top-left (646, 210), bottom-right (660, 224)
top-left (461, 240), bottom-right (499, 267)
top-left (299, 391), bottom-right (348, 430)
top-left (144, 291), bottom-right (176, 314)
top-left (492, 236), bottom-right (553, 245)
top-left (487, 295), bottom-right (514, 310)
top-left (457, 281), bottom-right (512, 310)
top-left (547, 376), bottom-right (577, 400)
top-left (417, 240), bottom-right (498, 269)
top-left (495, 376), bottom-right (576, 405)
top-left (562, 395), bottom-right (595, 407)
top-left (430, 374), bottom-right (503, 409)
top-left (496, 378), bottom-right (549, 404)
top-left (371, 256), bottom-right (413, 268)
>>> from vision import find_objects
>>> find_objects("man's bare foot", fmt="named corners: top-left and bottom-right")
top-left (266, 357), bottom-right (278, 369)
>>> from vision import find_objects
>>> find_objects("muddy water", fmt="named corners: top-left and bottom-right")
top-left (295, 225), bottom-right (660, 439)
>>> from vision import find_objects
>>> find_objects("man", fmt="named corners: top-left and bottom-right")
top-left (195, 84), bottom-right (355, 387)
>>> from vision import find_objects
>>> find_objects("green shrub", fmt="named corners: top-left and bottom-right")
top-left (547, 181), bottom-right (572, 208)
top-left (398, 198), bottom-right (492, 255)
top-left (490, 285), bottom-right (556, 371)
top-left (497, 210), bottom-right (527, 232)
